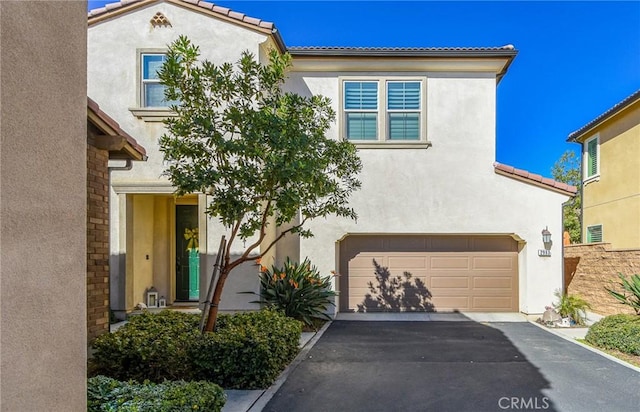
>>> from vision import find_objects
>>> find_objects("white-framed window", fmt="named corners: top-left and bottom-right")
top-left (586, 224), bottom-right (603, 243)
top-left (387, 81), bottom-right (421, 140)
top-left (140, 53), bottom-right (176, 108)
top-left (344, 81), bottom-right (378, 140)
top-left (341, 77), bottom-right (427, 146)
top-left (584, 134), bottom-right (599, 180)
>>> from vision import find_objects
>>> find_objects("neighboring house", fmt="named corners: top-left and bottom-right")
top-left (87, 98), bottom-right (147, 340)
top-left (564, 89), bottom-right (640, 315)
top-left (88, 0), bottom-right (575, 318)
top-left (567, 89), bottom-right (640, 249)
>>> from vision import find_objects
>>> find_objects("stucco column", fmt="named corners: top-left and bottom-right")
top-left (0, 1), bottom-right (88, 410)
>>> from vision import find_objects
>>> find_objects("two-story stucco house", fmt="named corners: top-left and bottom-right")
top-left (88, 0), bottom-right (575, 320)
top-left (568, 89), bottom-right (640, 249)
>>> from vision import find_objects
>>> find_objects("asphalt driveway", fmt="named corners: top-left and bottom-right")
top-left (263, 321), bottom-right (640, 412)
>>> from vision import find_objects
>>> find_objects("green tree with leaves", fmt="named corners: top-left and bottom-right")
top-left (158, 36), bottom-right (362, 331)
top-left (551, 149), bottom-right (581, 243)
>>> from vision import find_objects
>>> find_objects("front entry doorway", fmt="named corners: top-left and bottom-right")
top-left (175, 205), bottom-right (199, 301)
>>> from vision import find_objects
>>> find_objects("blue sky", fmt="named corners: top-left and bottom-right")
top-left (88, 0), bottom-right (640, 178)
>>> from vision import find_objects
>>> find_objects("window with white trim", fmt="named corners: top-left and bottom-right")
top-left (140, 53), bottom-right (178, 108)
top-left (586, 224), bottom-right (603, 243)
top-left (584, 135), bottom-right (599, 180)
top-left (342, 78), bottom-right (426, 144)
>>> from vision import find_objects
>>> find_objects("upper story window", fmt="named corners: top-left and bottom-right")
top-left (584, 134), bottom-right (599, 180)
top-left (130, 51), bottom-right (180, 121)
top-left (387, 81), bottom-right (420, 140)
top-left (141, 53), bottom-right (176, 108)
top-left (344, 81), bottom-right (378, 140)
top-left (341, 78), bottom-right (428, 147)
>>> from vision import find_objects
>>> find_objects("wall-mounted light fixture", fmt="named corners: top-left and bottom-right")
top-left (538, 227), bottom-right (552, 257)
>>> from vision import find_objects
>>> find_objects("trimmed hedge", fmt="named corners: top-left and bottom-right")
top-left (585, 314), bottom-right (640, 355)
top-left (88, 375), bottom-right (226, 412)
top-left (91, 311), bottom-right (200, 382)
top-left (90, 309), bottom-right (302, 389)
top-left (190, 309), bottom-right (303, 389)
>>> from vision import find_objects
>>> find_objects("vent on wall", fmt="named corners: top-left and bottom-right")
top-left (587, 225), bottom-right (603, 243)
top-left (150, 12), bottom-right (171, 28)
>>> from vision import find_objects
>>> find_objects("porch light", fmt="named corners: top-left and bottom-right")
top-left (146, 287), bottom-right (159, 308)
top-left (542, 227), bottom-right (552, 244)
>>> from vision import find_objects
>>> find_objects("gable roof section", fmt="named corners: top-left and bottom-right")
top-left (88, 98), bottom-right (147, 161)
top-left (494, 162), bottom-right (577, 196)
top-left (567, 89), bottom-right (640, 142)
top-left (88, 1), bottom-right (516, 80)
top-left (88, 0), bottom-right (286, 51)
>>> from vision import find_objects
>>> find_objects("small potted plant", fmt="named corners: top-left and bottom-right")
top-left (553, 290), bottom-right (591, 327)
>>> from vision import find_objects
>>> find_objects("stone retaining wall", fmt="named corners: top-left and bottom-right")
top-left (564, 243), bottom-right (639, 315)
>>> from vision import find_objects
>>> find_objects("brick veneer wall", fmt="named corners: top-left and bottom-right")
top-left (87, 143), bottom-right (110, 342)
top-left (564, 243), bottom-right (640, 315)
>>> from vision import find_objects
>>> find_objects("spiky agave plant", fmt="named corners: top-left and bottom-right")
top-left (605, 273), bottom-right (640, 315)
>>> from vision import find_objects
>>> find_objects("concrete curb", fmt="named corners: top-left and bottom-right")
top-left (528, 320), bottom-right (640, 373)
top-left (247, 321), bottom-right (333, 412)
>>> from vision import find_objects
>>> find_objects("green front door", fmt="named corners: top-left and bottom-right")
top-left (176, 205), bottom-right (199, 301)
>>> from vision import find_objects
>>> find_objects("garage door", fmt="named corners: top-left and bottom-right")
top-left (339, 235), bottom-right (519, 312)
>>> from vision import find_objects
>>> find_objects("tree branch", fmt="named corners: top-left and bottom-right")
top-left (226, 200), bottom-right (272, 272)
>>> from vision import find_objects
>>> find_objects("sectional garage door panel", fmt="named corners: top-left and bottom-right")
top-left (340, 236), bottom-right (519, 313)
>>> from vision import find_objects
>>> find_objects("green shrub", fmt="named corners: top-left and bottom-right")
top-left (585, 314), bottom-right (640, 355)
top-left (88, 375), bottom-right (226, 412)
top-left (90, 309), bottom-right (302, 389)
top-left (190, 309), bottom-right (303, 389)
top-left (91, 311), bottom-right (200, 382)
top-left (252, 257), bottom-right (336, 326)
top-left (605, 273), bottom-right (640, 315)
top-left (554, 290), bottom-right (591, 325)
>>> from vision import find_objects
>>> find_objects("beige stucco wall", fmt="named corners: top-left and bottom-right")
top-left (0, 1), bottom-right (87, 410)
top-left (581, 103), bottom-right (640, 249)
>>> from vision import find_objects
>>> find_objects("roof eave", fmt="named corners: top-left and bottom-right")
top-left (493, 162), bottom-right (577, 197)
top-left (567, 89), bottom-right (640, 143)
top-left (287, 48), bottom-right (518, 58)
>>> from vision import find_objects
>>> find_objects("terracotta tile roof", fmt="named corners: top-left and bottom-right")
top-left (288, 45), bottom-right (517, 56)
top-left (88, 1), bottom-right (515, 60)
top-left (567, 89), bottom-right (640, 142)
top-left (494, 162), bottom-right (577, 196)
top-left (88, 0), bottom-right (275, 30)
top-left (88, 97), bottom-right (147, 160)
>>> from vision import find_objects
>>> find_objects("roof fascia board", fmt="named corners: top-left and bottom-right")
top-left (87, 109), bottom-right (118, 136)
top-left (290, 57), bottom-right (511, 76)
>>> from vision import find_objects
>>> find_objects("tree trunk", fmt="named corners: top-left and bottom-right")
top-left (204, 266), bottom-right (229, 332)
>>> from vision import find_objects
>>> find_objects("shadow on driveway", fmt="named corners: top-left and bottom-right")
top-left (264, 320), bottom-right (640, 412)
